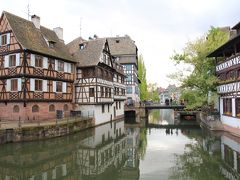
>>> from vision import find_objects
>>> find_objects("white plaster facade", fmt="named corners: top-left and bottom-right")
top-left (219, 97), bottom-right (240, 129)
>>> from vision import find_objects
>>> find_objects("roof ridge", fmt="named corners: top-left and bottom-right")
top-left (4, 11), bottom-right (56, 35)
top-left (3, 11), bottom-right (30, 23)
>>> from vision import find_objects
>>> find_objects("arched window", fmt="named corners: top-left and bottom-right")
top-left (32, 105), bottom-right (39, 113)
top-left (49, 104), bottom-right (55, 112)
top-left (13, 105), bottom-right (19, 113)
top-left (63, 104), bottom-right (68, 111)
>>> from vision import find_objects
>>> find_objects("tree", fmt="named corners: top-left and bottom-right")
top-left (147, 83), bottom-right (160, 102)
top-left (170, 27), bottom-right (228, 109)
top-left (138, 55), bottom-right (148, 100)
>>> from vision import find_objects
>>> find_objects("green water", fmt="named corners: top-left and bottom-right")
top-left (0, 109), bottom-right (239, 179)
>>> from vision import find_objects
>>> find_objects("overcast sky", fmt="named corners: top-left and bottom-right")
top-left (1, 0), bottom-right (240, 88)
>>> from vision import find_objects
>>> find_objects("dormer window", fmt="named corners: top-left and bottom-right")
top-left (48, 41), bottom-right (55, 48)
top-left (43, 36), bottom-right (55, 48)
top-left (79, 43), bottom-right (85, 50)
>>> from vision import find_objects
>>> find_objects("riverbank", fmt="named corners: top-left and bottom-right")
top-left (200, 112), bottom-right (240, 138)
top-left (0, 117), bottom-right (94, 145)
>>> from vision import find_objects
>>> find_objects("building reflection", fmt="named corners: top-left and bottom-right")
top-left (118, 127), bottom-right (140, 180)
top-left (0, 120), bottom-right (141, 180)
top-left (220, 133), bottom-right (240, 180)
top-left (201, 130), bottom-right (240, 180)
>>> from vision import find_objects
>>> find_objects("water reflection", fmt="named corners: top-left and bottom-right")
top-left (0, 120), bottom-right (141, 180)
top-left (148, 109), bottom-right (174, 125)
top-left (1, 110), bottom-right (240, 180)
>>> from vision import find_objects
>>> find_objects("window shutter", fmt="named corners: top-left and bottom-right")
top-left (69, 64), bottom-right (72, 73)
top-left (7, 33), bottom-right (10, 44)
top-left (55, 60), bottom-right (58, 71)
top-left (43, 80), bottom-right (48, 92)
top-left (62, 82), bottom-right (66, 93)
top-left (4, 55), bottom-right (9, 68)
top-left (17, 78), bottom-right (22, 91)
top-left (53, 81), bottom-right (56, 92)
top-left (30, 54), bottom-right (35, 66)
top-left (64, 62), bottom-right (67, 72)
top-left (43, 57), bottom-right (48, 69)
top-left (30, 79), bottom-right (35, 91)
top-left (16, 53), bottom-right (20, 66)
top-left (0, 35), bottom-right (2, 46)
top-left (6, 79), bottom-right (10, 91)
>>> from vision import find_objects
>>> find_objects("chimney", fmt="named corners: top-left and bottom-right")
top-left (230, 29), bottom-right (237, 40)
top-left (93, 34), bottom-right (98, 39)
top-left (31, 15), bottom-right (40, 29)
top-left (53, 27), bottom-right (64, 43)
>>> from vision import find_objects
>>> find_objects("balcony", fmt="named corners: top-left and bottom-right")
top-left (217, 81), bottom-right (240, 94)
top-left (216, 53), bottom-right (240, 73)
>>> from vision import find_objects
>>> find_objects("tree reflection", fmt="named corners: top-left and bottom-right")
top-left (170, 141), bottom-right (225, 180)
top-left (138, 128), bottom-right (147, 160)
top-left (148, 110), bottom-right (160, 124)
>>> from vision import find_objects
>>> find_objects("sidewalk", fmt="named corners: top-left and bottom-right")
top-left (223, 124), bottom-right (240, 138)
top-left (0, 116), bottom-right (92, 130)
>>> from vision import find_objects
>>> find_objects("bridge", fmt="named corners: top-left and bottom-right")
top-left (145, 104), bottom-right (186, 110)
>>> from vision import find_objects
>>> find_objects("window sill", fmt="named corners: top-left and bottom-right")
top-left (0, 44), bottom-right (8, 47)
top-left (222, 114), bottom-right (234, 118)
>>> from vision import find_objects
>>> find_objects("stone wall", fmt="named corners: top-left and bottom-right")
top-left (0, 117), bottom-right (94, 145)
top-left (0, 102), bottom-right (73, 122)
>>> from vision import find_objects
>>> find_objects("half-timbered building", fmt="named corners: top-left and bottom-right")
top-left (0, 11), bottom-right (76, 122)
top-left (208, 23), bottom-right (240, 131)
top-left (108, 36), bottom-right (140, 104)
top-left (67, 38), bottom-right (126, 125)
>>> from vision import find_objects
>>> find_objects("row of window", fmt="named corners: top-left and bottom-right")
top-left (89, 87), bottom-right (126, 98)
top-left (114, 87), bottom-right (125, 96)
top-left (82, 68), bottom-right (113, 81)
top-left (3, 53), bottom-right (74, 73)
top-left (12, 104), bottom-right (69, 113)
top-left (100, 87), bottom-right (111, 98)
top-left (223, 98), bottom-right (240, 117)
top-left (224, 144), bottom-right (240, 172)
top-left (126, 86), bottom-right (139, 95)
top-left (218, 69), bottom-right (240, 82)
top-left (114, 74), bottom-right (124, 84)
top-left (7, 78), bottom-right (67, 93)
top-left (101, 101), bottom-right (122, 113)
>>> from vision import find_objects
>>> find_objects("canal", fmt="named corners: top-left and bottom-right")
top-left (0, 109), bottom-right (239, 179)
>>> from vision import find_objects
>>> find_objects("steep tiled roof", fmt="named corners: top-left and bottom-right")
top-left (118, 56), bottom-right (137, 64)
top-left (66, 38), bottom-right (106, 67)
top-left (3, 11), bottom-right (76, 62)
top-left (107, 36), bottom-right (137, 55)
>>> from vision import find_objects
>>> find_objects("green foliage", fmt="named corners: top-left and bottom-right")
top-left (170, 27), bottom-right (228, 109)
top-left (138, 128), bottom-right (147, 160)
top-left (147, 83), bottom-right (160, 102)
top-left (170, 142), bottom-right (225, 180)
top-left (138, 55), bottom-right (148, 100)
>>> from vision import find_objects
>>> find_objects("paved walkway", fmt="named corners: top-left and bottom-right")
top-left (0, 117), bottom-right (92, 130)
top-left (223, 124), bottom-right (240, 137)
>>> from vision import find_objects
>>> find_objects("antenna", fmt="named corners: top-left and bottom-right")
top-left (80, 17), bottom-right (83, 37)
top-left (27, 3), bottom-right (31, 20)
